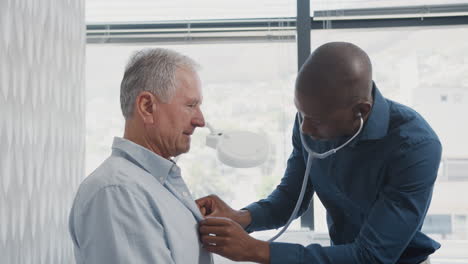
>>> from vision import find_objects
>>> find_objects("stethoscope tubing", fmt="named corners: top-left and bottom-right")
top-left (267, 113), bottom-right (363, 242)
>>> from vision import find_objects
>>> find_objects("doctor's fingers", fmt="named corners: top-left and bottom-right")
top-left (200, 216), bottom-right (234, 226)
top-left (199, 206), bottom-right (207, 216)
top-left (199, 225), bottom-right (230, 236)
top-left (195, 196), bottom-right (213, 209)
top-left (203, 244), bottom-right (232, 260)
top-left (201, 234), bottom-right (230, 246)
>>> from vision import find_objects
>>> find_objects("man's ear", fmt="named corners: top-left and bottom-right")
top-left (135, 91), bottom-right (157, 124)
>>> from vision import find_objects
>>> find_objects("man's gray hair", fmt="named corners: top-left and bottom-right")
top-left (120, 48), bottom-right (200, 119)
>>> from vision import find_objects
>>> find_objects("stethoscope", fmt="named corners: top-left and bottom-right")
top-left (268, 112), bottom-right (364, 242)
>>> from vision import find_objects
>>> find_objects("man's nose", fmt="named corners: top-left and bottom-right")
top-left (193, 107), bottom-right (205, 127)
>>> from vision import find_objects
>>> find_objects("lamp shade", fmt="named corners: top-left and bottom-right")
top-left (206, 130), bottom-right (269, 168)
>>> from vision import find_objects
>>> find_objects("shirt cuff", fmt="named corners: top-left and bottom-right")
top-left (241, 202), bottom-right (266, 233)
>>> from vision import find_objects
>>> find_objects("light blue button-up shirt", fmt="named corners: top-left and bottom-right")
top-left (69, 137), bottom-right (213, 264)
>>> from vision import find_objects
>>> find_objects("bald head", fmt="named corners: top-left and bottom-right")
top-left (296, 42), bottom-right (373, 107)
top-left (294, 42), bottom-right (374, 140)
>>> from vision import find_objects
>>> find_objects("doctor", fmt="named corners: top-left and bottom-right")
top-left (197, 42), bottom-right (441, 264)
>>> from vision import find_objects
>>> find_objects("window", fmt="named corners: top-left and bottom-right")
top-left (85, 2), bottom-right (468, 263)
top-left (85, 40), bottom-right (303, 224)
top-left (308, 25), bottom-right (468, 262)
top-left (310, 0), bottom-right (468, 11)
top-left (86, 0), bottom-right (296, 22)
top-left (422, 215), bottom-right (452, 238)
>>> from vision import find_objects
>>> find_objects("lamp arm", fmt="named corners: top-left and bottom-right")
top-left (205, 122), bottom-right (217, 135)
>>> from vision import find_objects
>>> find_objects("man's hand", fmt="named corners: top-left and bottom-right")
top-left (196, 195), bottom-right (251, 228)
top-left (199, 217), bottom-right (270, 264)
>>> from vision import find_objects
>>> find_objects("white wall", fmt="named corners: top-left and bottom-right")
top-left (0, 0), bottom-right (85, 263)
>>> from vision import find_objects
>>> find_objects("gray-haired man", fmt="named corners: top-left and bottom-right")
top-left (69, 48), bottom-right (212, 264)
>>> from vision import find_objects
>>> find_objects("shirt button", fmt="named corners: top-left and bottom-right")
top-left (182, 191), bottom-right (188, 197)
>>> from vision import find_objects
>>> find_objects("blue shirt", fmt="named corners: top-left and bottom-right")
top-left (69, 137), bottom-right (213, 264)
top-left (244, 85), bottom-right (442, 264)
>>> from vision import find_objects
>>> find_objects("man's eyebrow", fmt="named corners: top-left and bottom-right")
top-left (187, 98), bottom-right (202, 104)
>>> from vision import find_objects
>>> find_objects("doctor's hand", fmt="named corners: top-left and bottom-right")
top-left (196, 195), bottom-right (252, 228)
top-left (199, 217), bottom-right (270, 264)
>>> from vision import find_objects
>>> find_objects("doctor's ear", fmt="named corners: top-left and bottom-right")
top-left (353, 102), bottom-right (372, 119)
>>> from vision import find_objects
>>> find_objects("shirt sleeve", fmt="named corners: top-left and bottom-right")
top-left (244, 115), bottom-right (314, 232)
top-left (268, 139), bottom-right (442, 264)
top-left (72, 185), bottom-right (176, 264)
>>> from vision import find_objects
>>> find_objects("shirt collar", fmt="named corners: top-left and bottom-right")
top-left (111, 137), bottom-right (179, 184)
top-left (355, 82), bottom-right (390, 143)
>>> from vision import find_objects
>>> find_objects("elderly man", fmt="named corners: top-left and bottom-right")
top-left (69, 48), bottom-right (212, 264)
top-left (197, 42), bottom-right (440, 264)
